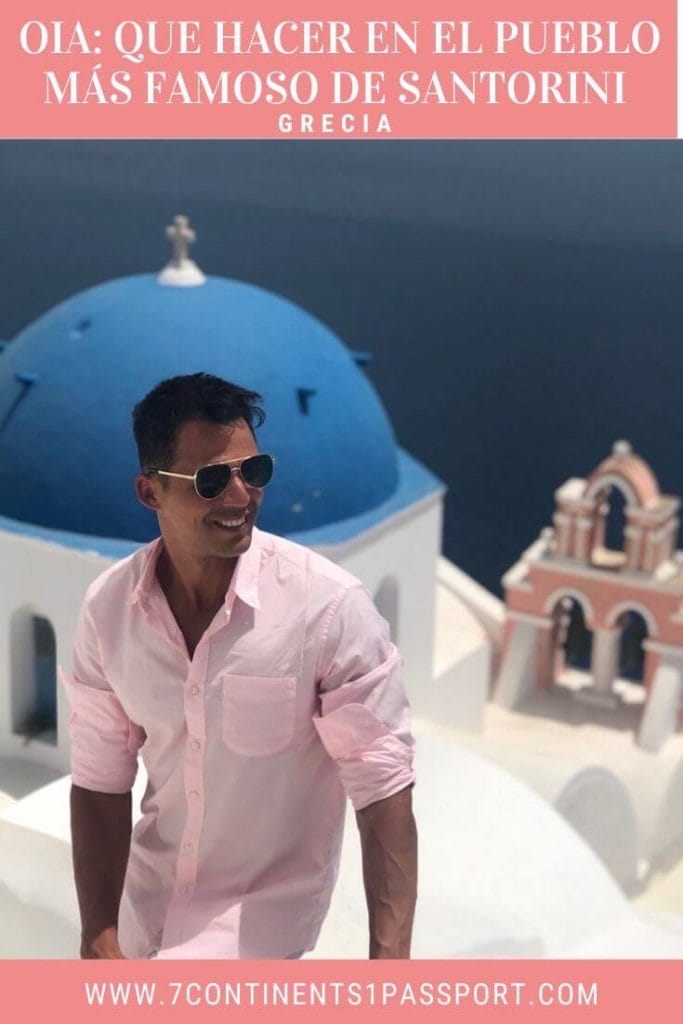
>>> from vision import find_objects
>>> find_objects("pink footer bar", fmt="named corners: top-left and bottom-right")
top-left (0, 959), bottom-right (677, 1022)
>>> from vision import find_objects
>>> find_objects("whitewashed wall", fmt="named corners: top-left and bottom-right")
top-left (0, 529), bottom-right (113, 773)
top-left (320, 495), bottom-right (443, 709)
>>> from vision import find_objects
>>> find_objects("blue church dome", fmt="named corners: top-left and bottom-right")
top-left (0, 255), bottom-right (400, 542)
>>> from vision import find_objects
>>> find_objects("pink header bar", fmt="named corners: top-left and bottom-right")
top-left (0, 1), bottom-right (676, 138)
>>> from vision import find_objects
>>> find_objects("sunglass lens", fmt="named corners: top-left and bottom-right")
top-left (196, 463), bottom-right (233, 499)
top-left (241, 454), bottom-right (274, 488)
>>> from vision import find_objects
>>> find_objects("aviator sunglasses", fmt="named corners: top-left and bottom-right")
top-left (148, 453), bottom-right (275, 499)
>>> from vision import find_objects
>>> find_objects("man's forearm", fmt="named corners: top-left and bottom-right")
top-left (356, 786), bottom-right (417, 959)
top-left (70, 784), bottom-right (132, 958)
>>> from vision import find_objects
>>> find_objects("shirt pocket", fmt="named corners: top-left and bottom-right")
top-left (221, 673), bottom-right (297, 756)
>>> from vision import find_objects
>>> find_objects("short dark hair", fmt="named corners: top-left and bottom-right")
top-left (132, 373), bottom-right (265, 471)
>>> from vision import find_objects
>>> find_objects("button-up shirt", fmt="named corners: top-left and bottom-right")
top-left (61, 527), bottom-right (415, 959)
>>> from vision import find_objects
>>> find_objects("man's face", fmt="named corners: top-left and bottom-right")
top-left (136, 418), bottom-right (263, 561)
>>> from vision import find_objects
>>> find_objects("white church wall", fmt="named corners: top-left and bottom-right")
top-left (0, 813), bottom-right (78, 957)
top-left (436, 556), bottom-right (505, 644)
top-left (319, 496), bottom-right (442, 709)
top-left (415, 643), bottom-right (490, 732)
top-left (494, 617), bottom-right (542, 709)
top-left (654, 760), bottom-right (683, 864)
top-left (615, 746), bottom-right (683, 873)
top-left (450, 731), bottom-right (640, 890)
top-left (554, 767), bottom-right (640, 891)
top-left (0, 767), bottom-right (147, 958)
top-left (638, 657), bottom-right (683, 752)
top-left (0, 528), bottom-right (112, 773)
top-left (425, 566), bottom-right (494, 732)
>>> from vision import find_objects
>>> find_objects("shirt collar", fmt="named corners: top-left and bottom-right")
top-left (130, 537), bottom-right (164, 610)
top-left (227, 528), bottom-right (262, 611)
top-left (130, 532), bottom-right (262, 611)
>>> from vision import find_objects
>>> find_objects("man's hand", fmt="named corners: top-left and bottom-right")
top-left (356, 785), bottom-right (417, 959)
top-left (82, 925), bottom-right (126, 959)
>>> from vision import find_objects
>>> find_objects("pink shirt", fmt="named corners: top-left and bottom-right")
top-left (61, 528), bottom-right (415, 959)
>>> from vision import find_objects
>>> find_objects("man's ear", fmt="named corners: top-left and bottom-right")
top-left (135, 473), bottom-right (162, 510)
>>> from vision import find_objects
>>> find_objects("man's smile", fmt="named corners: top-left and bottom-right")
top-left (206, 507), bottom-right (253, 531)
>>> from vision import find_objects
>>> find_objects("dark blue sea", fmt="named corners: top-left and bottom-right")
top-left (2, 141), bottom-right (683, 594)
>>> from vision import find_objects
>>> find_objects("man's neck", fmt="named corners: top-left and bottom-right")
top-left (155, 541), bottom-right (237, 614)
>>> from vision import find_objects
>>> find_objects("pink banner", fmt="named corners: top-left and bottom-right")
top-left (0, 959), bottom-right (680, 1022)
top-left (0, 0), bottom-right (676, 138)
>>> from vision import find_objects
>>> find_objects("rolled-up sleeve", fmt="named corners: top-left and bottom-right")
top-left (313, 584), bottom-right (415, 811)
top-left (60, 604), bottom-right (144, 794)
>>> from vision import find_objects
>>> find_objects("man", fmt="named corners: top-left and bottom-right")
top-left (63, 372), bottom-right (417, 960)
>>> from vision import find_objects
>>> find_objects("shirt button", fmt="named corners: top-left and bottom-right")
top-left (191, 739), bottom-right (201, 751)
top-left (184, 841), bottom-right (193, 852)
top-left (189, 790), bottom-right (200, 800)
top-left (179, 885), bottom-right (189, 896)
top-left (190, 685), bottom-right (200, 695)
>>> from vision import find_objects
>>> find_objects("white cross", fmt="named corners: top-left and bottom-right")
top-left (166, 215), bottom-right (196, 266)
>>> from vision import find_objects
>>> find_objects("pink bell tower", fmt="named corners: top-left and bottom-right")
top-left (495, 441), bottom-right (683, 752)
